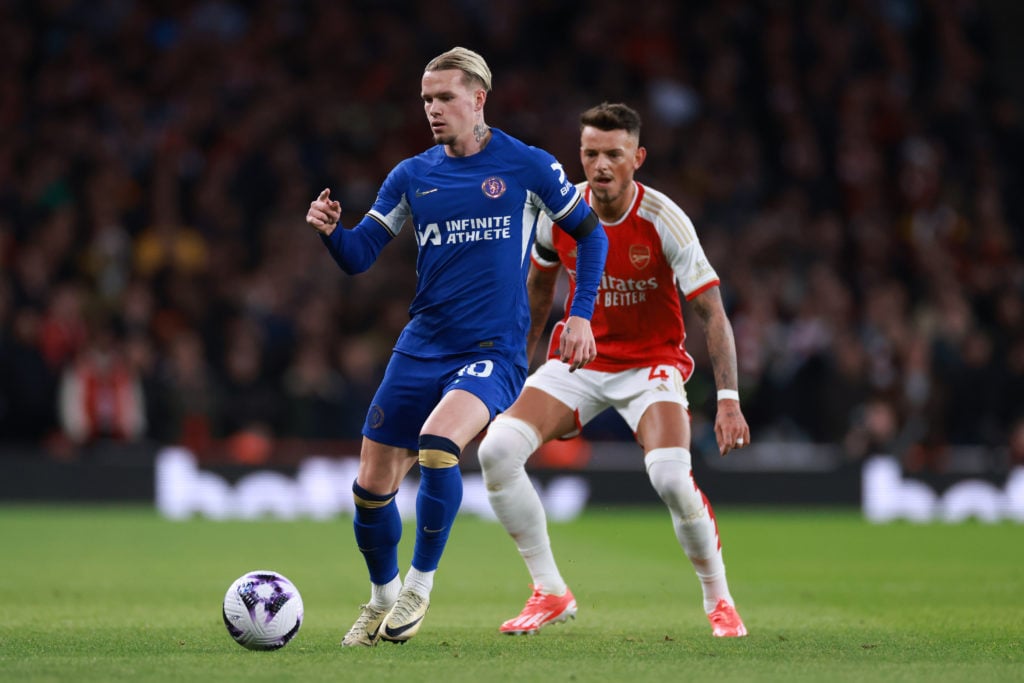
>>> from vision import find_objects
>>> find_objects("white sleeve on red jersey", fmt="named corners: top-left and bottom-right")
top-left (531, 181), bottom-right (586, 271)
top-left (638, 186), bottom-right (720, 299)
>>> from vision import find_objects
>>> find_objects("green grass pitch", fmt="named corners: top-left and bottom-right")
top-left (1, 504), bottom-right (1021, 682)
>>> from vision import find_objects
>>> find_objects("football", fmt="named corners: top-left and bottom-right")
top-left (222, 570), bottom-right (304, 650)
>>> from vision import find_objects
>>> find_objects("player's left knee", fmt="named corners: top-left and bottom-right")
top-left (418, 434), bottom-right (460, 468)
top-left (644, 447), bottom-right (705, 520)
top-left (478, 417), bottom-right (540, 488)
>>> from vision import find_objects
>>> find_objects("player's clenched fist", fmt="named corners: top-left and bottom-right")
top-left (306, 188), bottom-right (342, 235)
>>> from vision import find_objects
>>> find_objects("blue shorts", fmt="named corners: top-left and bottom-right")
top-left (362, 351), bottom-right (527, 450)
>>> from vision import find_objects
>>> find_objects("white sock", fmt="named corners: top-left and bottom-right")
top-left (689, 556), bottom-right (734, 613)
top-left (369, 575), bottom-right (401, 609)
top-left (403, 567), bottom-right (434, 599)
top-left (518, 536), bottom-right (566, 596)
top-left (479, 418), bottom-right (567, 595)
top-left (645, 447), bottom-right (734, 613)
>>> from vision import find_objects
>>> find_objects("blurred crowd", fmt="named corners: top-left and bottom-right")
top-left (0, 0), bottom-right (1022, 471)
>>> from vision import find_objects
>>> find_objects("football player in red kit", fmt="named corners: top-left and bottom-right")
top-left (477, 102), bottom-right (749, 638)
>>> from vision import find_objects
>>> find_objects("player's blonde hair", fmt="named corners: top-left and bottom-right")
top-left (425, 46), bottom-right (492, 92)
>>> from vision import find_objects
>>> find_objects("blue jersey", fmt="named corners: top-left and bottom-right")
top-left (324, 128), bottom-right (598, 368)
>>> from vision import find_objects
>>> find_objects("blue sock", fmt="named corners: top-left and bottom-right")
top-left (413, 434), bottom-right (463, 572)
top-left (352, 481), bottom-right (401, 585)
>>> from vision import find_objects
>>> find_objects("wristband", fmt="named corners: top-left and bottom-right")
top-left (717, 389), bottom-right (740, 402)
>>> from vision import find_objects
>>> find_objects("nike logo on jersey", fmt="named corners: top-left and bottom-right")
top-left (415, 187), bottom-right (439, 197)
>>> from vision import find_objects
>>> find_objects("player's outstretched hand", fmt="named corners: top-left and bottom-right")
top-left (306, 188), bottom-right (342, 235)
top-left (559, 315), bottom-right (597, 373)
top-left (715, 400), bottom-right (750, 456)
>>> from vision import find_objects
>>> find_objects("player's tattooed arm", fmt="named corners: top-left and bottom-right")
top-left (691, 287), bottom-right (739, 392)
top-left (525, 264), bottom-right (559, 362)
top-left (691, 286), bottom-right (750, 454)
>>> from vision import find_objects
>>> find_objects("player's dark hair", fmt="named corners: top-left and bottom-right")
top-left (579, 102), bottom-right (642, 137)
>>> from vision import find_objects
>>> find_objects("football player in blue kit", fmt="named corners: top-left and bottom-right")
top-left (305, 46), bottom-right (608, 646)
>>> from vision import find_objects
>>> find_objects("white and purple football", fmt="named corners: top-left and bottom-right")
top-left (222, 570), bottom-right (303, 650)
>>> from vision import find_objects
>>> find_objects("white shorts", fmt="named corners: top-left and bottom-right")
top-left (522, 359), bottom-right (689, 437)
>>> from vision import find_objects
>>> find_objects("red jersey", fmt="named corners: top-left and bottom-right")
top-left (532, 182), bottom-right (719, 378)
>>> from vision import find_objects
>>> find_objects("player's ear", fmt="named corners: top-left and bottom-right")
top-left (475, 89), bottom-right (487, 111)
top-left (635, 145), bottom-right (647, 169)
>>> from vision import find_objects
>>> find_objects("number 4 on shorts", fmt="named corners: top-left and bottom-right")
top-left (648, 366), bottom-right (670, 381)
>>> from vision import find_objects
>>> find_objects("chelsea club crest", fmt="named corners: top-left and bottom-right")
top-left (481, 176), bottom-right (506, 199)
